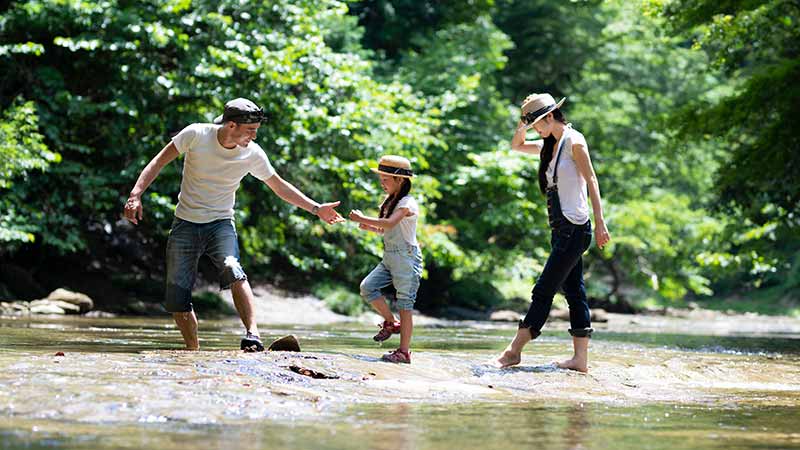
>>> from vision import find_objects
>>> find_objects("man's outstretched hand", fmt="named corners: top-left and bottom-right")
top-left (123, 195), bottom-right (143, 225)
top-left (316, 201), bottom-right (345, 225)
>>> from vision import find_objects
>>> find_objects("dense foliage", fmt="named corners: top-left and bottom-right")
top-left (0, 0), bottom-right (797, 313)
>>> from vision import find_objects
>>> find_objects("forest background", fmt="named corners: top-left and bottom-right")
top-left (1, 0), bottom-right (798, 317)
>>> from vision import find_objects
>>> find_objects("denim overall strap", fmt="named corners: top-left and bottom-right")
top-left (546, 137), bottom-right (569, 229)
top-left (552, 135), bottom-right (567, 187)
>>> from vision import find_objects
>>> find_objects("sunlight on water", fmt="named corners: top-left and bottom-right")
top-left (1, 316), bottom-right (799, 450)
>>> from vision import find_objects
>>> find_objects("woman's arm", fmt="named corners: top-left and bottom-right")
top-left (572, 143), bottom-right (611, 249)
top-left (511, 120), bottom-right (544, 155)
top-left (349, 207), bottom-right (412, 230)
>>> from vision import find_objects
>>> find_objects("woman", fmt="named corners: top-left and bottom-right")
top-left (495, 93), bottom-right (610, 373)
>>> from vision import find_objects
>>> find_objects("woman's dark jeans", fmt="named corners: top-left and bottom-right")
top-left (520, 221), bottom-right (594, 338)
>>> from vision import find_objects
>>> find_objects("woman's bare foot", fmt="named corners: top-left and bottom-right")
top-left (495, 349), bottom-right (521, 368)
top-left (557, 336), bottom-right (590, 373)
top-left (556, 357), bottom-right (587, 373)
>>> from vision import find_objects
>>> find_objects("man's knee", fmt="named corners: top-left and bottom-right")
top-left (220, 266), bottom-right (248, 290)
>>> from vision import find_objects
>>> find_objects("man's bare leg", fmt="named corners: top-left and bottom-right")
top-left (495, 328), bottom-right (534, 368)
top-left (556, 336), bottom-right (589, 373)
top-left (173, 311), bottom-right (199, 350)
top-left (231, 279), bottom-right (259, 336)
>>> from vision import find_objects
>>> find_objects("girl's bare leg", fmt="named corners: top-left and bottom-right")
top-left (398, 310), bottom-right (413, 353)
top-left (369, 297), bottom-right (396, 323)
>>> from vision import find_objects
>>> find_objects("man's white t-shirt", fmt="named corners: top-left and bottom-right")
top-left (393, 195), bottom-right (419, 246)
top-left (545, 126), bottom-right (590, 225)
top-left (171, 123), bottom-right (276, 223)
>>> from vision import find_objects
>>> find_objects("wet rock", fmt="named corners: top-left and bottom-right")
top-left (45, 288), bottom-right (94, 313)
top-left (268, 335), bottom-right (301, 352)
top-left (550, 309), bottom-right (570, 321)
top-left (664, 307), bottom-right (690, 318)
top-left (590, 308), bottom-right (609, 323)
top-left (29, 302), bottom-right (66, 315)
top-left (30, 299), bottom-right (81, 314)
top-left (1, 301), bottom-right (29, 316)
top-left (642, 306), bottom-right (667, 316)
top-left (84, 310), bottom-right (117, 318)
top-left (288, 365), bottom-right (339, 379)
top-left (490, 310), bottom-right (522, 322)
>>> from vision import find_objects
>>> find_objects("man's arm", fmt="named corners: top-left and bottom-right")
top-left (123, 142), bottom-right (180, 225)
top-left (264, 174), bottom-right (343, 224)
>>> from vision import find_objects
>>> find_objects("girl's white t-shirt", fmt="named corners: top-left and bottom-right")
top-left (171, 123), bottom-right (276, 223)
top-left (392, 195), bottom-right (419, 246)
top-left (545, 126), bottom-right (590, 225)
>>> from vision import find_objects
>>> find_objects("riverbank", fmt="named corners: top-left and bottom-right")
top-left (3, 282), bottom-right (799, 334)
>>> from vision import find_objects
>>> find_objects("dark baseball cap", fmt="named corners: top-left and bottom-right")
top-left (213, 98), bottom-right (266, 124)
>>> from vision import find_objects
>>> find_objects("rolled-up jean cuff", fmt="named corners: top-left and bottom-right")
top-left (569, 327), bottom-right (594, 338)
top-left (395, 298), bottom-right (415, 311)
top-left (363, 291), bottom-right (384, 302)
top-left (220, 273), bottom-right (247, 290)
top-left (518, 320), bottom-right (542, 339)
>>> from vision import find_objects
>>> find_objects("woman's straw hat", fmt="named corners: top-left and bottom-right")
top-left (371, 155), bottom-right (414, 178)
top-left (519, 93), bottom-right (566, 131)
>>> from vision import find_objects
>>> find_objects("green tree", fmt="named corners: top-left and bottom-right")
top-left (0, 99), bottom-right (60, 247)
top-left (656, 0), bottom-right (800, 225)
top-left (0, 0), bottom-right (452, 298)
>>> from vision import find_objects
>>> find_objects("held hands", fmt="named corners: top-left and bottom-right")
top-left (316, 201), bottom-right (345, 225)
top-left (595, 220), bottom-right (611, 249)
top-left (123, 195), bottom-right (143, 225)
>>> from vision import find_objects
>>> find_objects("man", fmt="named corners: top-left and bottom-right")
top-left (123, 98), bottom-right (343, 351)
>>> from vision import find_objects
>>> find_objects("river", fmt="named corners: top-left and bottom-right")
top-left (1, 314), bottom-right (799, 449)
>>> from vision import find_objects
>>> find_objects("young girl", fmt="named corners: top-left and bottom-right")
top-left (350, 155), bottom-right (422, 364)
top-left (495, 93), bottom-right (610, 373)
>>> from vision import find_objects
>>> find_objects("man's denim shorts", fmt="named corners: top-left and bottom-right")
top-left (164, 217), bottom-right (247, 313)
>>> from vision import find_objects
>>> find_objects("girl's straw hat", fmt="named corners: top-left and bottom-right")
top-left (519, 93), bottom-right (566, 131)
top-left (371, 155), bottom-right (414, 178)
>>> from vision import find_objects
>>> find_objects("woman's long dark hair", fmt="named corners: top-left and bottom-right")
top-left (537, 109), bottom-right (567, 195)
top-left (379, 177), bottom-right (412, 218)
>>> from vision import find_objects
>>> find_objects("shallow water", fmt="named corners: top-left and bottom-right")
top-left (1, 315), bottom-right (799, 449)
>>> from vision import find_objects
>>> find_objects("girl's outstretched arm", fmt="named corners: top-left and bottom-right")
top-left (358, 223), bottom-right (384, 234)
top-left (349, 207), bottom-right (412, 230)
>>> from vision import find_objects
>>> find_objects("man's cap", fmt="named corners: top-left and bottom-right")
top-left (213, 98), bottom-right (266, 124)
